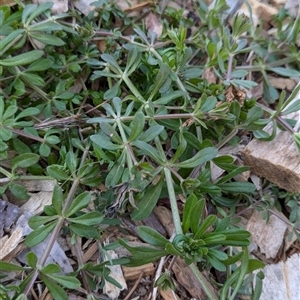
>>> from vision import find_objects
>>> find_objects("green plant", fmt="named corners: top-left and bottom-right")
top-left (0, 0), bottom-right (299, 299)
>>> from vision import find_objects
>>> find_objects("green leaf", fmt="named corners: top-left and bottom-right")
top-left (138, 125), bottom-right (164, 142)
top-left (12, 153), bottom-right (39, 170)
top-left (65, 151), bottom-right (77, 175)
top-left (269, 67), bottom-right (300, 77)
top-left (25, 2), bottom-right (53, 24)
top-left (218, 182), bottom-right (256, 193)
top-left (41, 264), bottom-right (61, 274)
top-left (149, 63), bottom-right (171, 101)
top-left (2, 105), bottom-right (17, 119)
top-left (15, 107), bottom-right (40, 120)
top-left (9, 183), bottom-right (30, 200)
top-left (194, 215), bottom-right (217, 239)
top-left (25, 221), bottom-right (57, 247)
top-left (29, 32), bottom-right (65, 46)
top-left (100, 122), bottom-right (123, 144)
top-left (206, 255), bottom-right (226, 271)
top-left (68, 211), bottom-right (103, 225)
top-left (247, 259), bottom-right (265, 273)
top-left (21, 72), bottom-right (45, 86)
top-left (128, 111), bottom-right (145, 141)
top-left (39, 143), bottom-right (51, 157)
top-left (169, 133), bottom-right (187, 164)
top-left (182, 194), bottom-right (197, 234)
top-left (69, 223), bottom-right (99, 238)
top-left (154, 90), bottom-right (187, 105)
top-left (101, 53), bottom-right (122, 73)
top-left (47, 165), bottom-right (69, 180)
top-left (282, 99), bottom-right (300, 115)
top-left (65, 192), bottom-right (91, 217)
top-left (41, 274), bottom-right (68, 300)
top-left (46, 274), bottom-right (80, 289)
top-left (125, 47), bottom-right (141, 75)
top-left (0, 50), bottom-right (43, 66)
top-left (132, 140), bottom-right (165, 164)
top-left (90, 132), bottom-right (123, 151)
top-left (28, 215), bottom-right (59, 230)
top-left (131, 177), bottom-right (163, 220)
top-left (0, 127), bottom-right (12, 141)
top-left (28, 22), bottom-right (62, 32)
top-left (137, 226), bottom-right (168, 248)
top-left (190, 199), bottom-right (205, 234)
top-left (105, 150), bottom-right (126, 187)
top-left (172, 147), bottom-right (217, 168)
top-left (0, 29), bottom-right (24, 54)
top-left (0, 261), bottom-right (28, 271)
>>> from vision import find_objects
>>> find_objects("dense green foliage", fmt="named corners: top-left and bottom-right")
top-left (0, 0), bottom-right (299, 299)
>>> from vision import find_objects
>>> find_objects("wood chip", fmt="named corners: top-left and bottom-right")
top-left (172, 258), bottom-right (214, 299)
top-left (247, 209), bottom-right (287, 259)
top-left (122, 263), bottom-right (155, 281)
top-left (259, 254), bottom-right (300, 300)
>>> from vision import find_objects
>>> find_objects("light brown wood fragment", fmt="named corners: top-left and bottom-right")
top-left (246, 209), bottom-right (287, 259)
top-left (159, 287), bottom-right (181, 300)
top-left (242, 102), bottom-right (300, 193)
top-left (122, 263), bottom-right (155, 280)
top-left (154, 206), bottom-right (175, 237)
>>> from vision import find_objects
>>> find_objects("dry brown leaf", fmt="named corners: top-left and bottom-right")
top-left (145, 12), bottom-right (163, 38)
top-left (268, 76), bottom-right (296, 91)
top-left (202, 68), bottom-right (217, 84)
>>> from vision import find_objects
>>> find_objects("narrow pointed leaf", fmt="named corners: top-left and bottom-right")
top-left (194, 215), bottom-right (217, 239)
top-left (137, 226), bottom-right (168, 247)
top-left (25, 221), bottom-right (57, 247)
top-left (182, 194), bottom-right (197, 234)
top-left (0, 50), bottom-right (43, 66)
top-left (12, 153), bottom-right (40, 169)
top-left (68, 211), bottom-right (103, 225)
top-left (41, 274), bottom-right (68, 300)
top-left (131, 177), bottom-right (163, 220)
top-left (46, 274), bottom-right (80, 289)
top-left (172, 147), bottom-right (217, 169)
top-left (128, 111), bottom-right (145, 141)
top-left (65, 192), bottom-right (91, 217)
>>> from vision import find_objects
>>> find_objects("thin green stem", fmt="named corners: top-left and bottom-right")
top-left (0, 166), bottom-right (12, 178)
top-left (163, 167), bottom-right (182, 235)
top-left (24, 148), bottom-right (90, 295)
top-left (122, 75), bottom-right (146, 103)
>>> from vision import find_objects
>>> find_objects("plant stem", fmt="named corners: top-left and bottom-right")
top-left (189, 263), bottom-right (219, 300)
top-left (163, 167), bottom-right (182, 235)
top-left (24, 148), bottom-right (89, 295)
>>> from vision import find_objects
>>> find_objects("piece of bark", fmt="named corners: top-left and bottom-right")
top-left (122, 263), bottom-right (155, 280)
top-left (159, 287), bottom-right (181, 300)
top-left (172, 258), bottom-right (215, 299)
top-left (241, 108), bottom-right (300, 192)
top-left (154, 206), bottom-right (175, 237)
